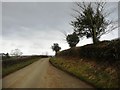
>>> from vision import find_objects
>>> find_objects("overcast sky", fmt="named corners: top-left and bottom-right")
top-left (1, 2), bottom-right (119, 55)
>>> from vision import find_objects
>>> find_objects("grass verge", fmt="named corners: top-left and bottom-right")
top-left (2, 57), bottom-right (41, 77)
top-left (49, 57), bottom-right (118, 88)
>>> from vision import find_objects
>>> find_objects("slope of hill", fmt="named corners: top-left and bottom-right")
top-left (50, 38), bottom-right (120, 88)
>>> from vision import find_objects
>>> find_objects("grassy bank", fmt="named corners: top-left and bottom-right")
top-left (50, 39), bottom-right (120, 88)
top-left (50, 57), bottom-right (118, 88)
top-left (2, 56), bottom-right (41, 77)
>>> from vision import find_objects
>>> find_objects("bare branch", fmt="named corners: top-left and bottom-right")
top-left (75, 2), bottom-right (85, 10)
top-left (72, 8), bottom-right (81, 15)
top-left (98, 24), bottom-right (119, 38)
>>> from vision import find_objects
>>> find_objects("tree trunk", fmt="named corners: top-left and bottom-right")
top-left (55, 51), bottom-right (58, 56)
top-left (92, 28), bottom-right (98, 44)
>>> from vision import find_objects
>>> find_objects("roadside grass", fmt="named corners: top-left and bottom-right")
top-left (2, 57), bottom-right (41, 77)
top-left (49, 57), bottom-right (118, 88)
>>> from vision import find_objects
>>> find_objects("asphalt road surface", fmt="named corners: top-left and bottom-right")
top-left (2, 58), bottom-right (94, 88)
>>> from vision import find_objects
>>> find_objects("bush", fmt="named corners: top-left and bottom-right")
top-left (80, 39), bottom-right (120, 62)
top-left (57, 38), bottom-right (120, 62)
top-left (57, 47), bottom-right (80, 58)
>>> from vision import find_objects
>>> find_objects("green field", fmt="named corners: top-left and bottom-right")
top-left (2, 56), bottom-right (41, 77)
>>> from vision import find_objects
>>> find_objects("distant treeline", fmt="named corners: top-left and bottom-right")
top-left (2, 55), bottom-right (52, 60)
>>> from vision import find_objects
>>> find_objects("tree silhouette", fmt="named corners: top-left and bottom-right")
top-left (51, 43), bottom-right (61, 55)
top-left (10, 49), bottom-right (23, 56)
top-left (71, 2), bottom-right (117, 44)
top-left (66, 32), bottom-right (79, 48)
top-left (5, 53), bottom-right (10, 58)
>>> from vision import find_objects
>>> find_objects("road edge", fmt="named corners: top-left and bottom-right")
top-left (49, 58), bottom-right (96, 89)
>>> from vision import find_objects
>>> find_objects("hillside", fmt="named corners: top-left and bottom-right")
top-left (50, 38), bottom-right (120, 88)
top-left (57, 39), bottom-right (120, 61)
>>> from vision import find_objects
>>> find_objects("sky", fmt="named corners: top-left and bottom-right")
top-left (1, 2), bottom-right (119, 55)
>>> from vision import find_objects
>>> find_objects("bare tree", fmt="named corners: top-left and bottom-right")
top-left (10, 49), bottom-right (23, 56)
top-left (71, 2), bottom-right (118, 44)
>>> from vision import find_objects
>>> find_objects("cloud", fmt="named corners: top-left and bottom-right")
top-left (1, 2), bottom-right (118, 55)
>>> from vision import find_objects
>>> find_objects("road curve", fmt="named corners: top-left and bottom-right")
top-left (2, 58), bottom-right (94, 88)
